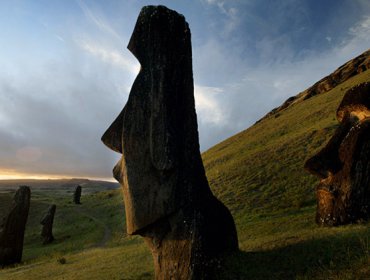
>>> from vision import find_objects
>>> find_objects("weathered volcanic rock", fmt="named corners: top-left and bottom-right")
top-left (102, 5), bottom-right (238, 279)
top-left (0, 186), bottom-right (31, 266)
top-left (305, 82), bottom-right (370, 226)
top-left (73, 185), bottom-right (82, 204)
top-left (40, 204), bottom-right (56, 244)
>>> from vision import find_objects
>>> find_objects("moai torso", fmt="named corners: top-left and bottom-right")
top-left (0, 186), bottom-right (31, 266)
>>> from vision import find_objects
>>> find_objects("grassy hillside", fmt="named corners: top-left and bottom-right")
top-left (200, 69), bottom-right (370, 279)
top-left (203, 69), bottom-right (370, 218)
top-left (0, 189), bottom-right (368, 279)
top-left (0, 185), bottom-right (125, 259)
top-left (0, 70), bottom-right (369, 279)
top-left (0, 187), bottom-right (154, 280)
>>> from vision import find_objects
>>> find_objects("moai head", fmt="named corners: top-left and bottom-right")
top-left (40, 204), bottom-right (56, 226)
top-left (40, 204), bottom-right (56, 244)
top-left (101, 5), bottom-right (210, 235)
top-left (305, 82), bottom-right (370, 225)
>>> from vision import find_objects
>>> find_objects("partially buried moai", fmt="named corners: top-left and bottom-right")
top-left (73, 185), bottom-right (82, 204)
top-left (0, 186), bottom-right (31, 266)
top-left (102, 5), bottom-right (238, 279)
top-left (305, 82), bottom-right (370, 226)
top-left (40, 204), bottom-right (56, 244)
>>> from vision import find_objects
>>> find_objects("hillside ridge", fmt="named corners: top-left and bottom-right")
top-left (259, 48), bottom-right (370, 122)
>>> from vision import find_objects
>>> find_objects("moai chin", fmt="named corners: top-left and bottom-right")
top-left (102, 5), bottom-right (238, 279)
top-left (305, 82), bottom-right (370, 226)
top-left (0, 186), bottom-right (31, 266)
top-left (40, 204), bottom-right (56, 244)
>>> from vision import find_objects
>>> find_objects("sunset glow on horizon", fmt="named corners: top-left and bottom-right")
top-left (0, 169), bottom-right (115, 182)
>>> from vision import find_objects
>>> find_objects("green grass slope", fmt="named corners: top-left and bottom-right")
top-left (1, 186), bottom-right (125, 260)
top-left (0, 188), bottom-right (154, 280)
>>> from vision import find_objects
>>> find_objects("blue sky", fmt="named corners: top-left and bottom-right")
top-left (0, 0), bottom-right (370, 179)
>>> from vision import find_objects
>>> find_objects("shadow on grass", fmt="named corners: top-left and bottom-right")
top-left (220, 226), bottom-right (369, 280)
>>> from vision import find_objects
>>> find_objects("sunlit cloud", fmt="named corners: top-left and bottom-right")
top-left (195, 85), bottom-right (226, 125)
top-left (78, 41), bottom-right (140, 74)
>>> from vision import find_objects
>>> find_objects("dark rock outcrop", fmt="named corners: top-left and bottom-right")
top-left (102, 5), bottom-right (238, 279)
top-left (0, 186), bottom-right (31, 266)
top-left (305, 82), bottom-right (370, 226)
top-left (260, 49), bottom-right (370, 122)
top-left (73, 185), bottom-right (82, 204)
top-left (40, 204), bottom-right (56, 244)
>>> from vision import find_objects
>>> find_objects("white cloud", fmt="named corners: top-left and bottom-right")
top-left (203, 0), bottom-right (240, 34)
top-left (1, 0), bottom-right (370, 174)
top-left (194, 85), bottom-right (226, 125)
top-left (55, 34), bottom-right (65, 42)
top-left (349, 16), bottom-right (370, 39)
top-left (76, 0), bottom-right (123, 42)
top-left (16, 146), bottom-right (42, 163)
top-left (78, 41), bottom-right (140, 75)
top-left (193, 11), bottom-right (370, 152)
top-left (330, 16), bottom-right (370, 60)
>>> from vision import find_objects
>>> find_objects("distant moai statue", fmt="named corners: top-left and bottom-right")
top-left (102, 5), bottom-right (238, 279)
top-left (305, 82), bottom-right (370, 226)
top-left (0, 186), bottom-right (31, 266)
top-left (40, 204), bottom-right (56, 244)
top-left (73, 185), bottom-right (82, 204)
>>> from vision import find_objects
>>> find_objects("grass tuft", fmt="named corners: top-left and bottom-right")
top-left (57, 258), bottom-right (66, 265)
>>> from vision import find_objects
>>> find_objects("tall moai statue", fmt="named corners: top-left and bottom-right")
top-left (73, 185), bottom-right (82, 204)
top-left (40, 204), bottom-right (56, 244)
top-left (102, 5), bottom-right (238, 279)
top-left (305, 82), bottom-right (370, 226)
top-left (0, 186), bottom-right (31, 266)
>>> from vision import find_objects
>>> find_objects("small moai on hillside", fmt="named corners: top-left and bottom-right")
top-left (40, 204), bottom-right (56, 244)
top-left (102, 5), bottom-right (238, 279)
top-left (73, 185), bottom-right (82, 204)
top-left (0, 186), bottom-right (31, 266)
top-left (305, 82), bottom-right (370, 226)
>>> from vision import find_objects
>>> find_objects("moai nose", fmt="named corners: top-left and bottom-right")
top-left (304, 122), bottom-right (351, 178)
top-left (101, 109), bottom-right (124, 154)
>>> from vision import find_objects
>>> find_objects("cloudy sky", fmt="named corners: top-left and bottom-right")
top-left (1, 0), bottom-right (370, 180)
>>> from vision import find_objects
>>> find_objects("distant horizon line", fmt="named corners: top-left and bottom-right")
top-left (0, 174), bottom-right (116, 182)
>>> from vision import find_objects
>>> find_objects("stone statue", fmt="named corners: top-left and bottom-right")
top-left (102, 5), bottom-right (238, 279)
top-left (40, 204), bottom-right (56, 244)
top-left (0, 186), bottom-right (31, 266)
top-left (305, 82), bottom-right (370, 226)
top-left (73, 185), bottom-right (82, 204)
